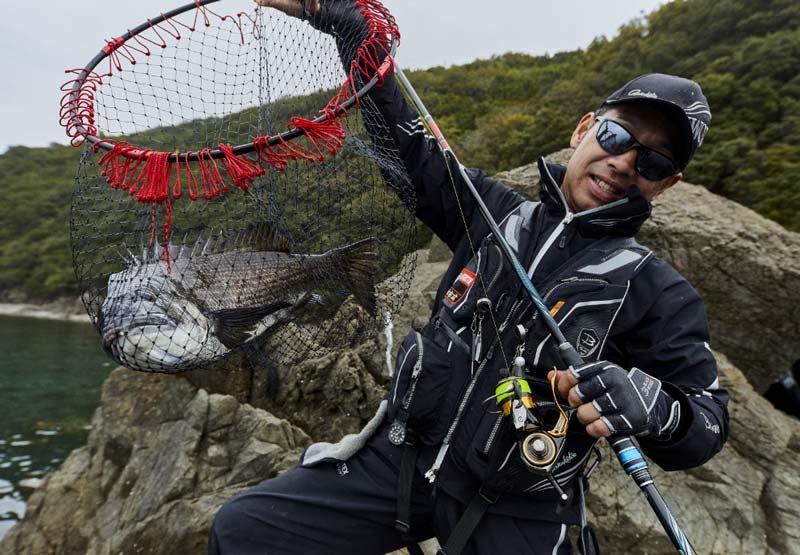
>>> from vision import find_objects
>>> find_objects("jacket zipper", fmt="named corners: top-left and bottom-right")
top-left (527, 211), bottom-right (574, 279)
top-left (498, 297), bottom-right (526, 334)
top-left (481, 413), bottom-right (505, 455)
top-left (484, 243), bottom-right (505, 292)
top-left (545, 277), bottom-right (608, 306)
top-left (528, 277), bottom-right (609, 324)
top-left (424, 343), bottom-right (495, 483)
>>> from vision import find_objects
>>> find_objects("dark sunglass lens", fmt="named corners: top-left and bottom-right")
top-left (636, 148), bottom-right (678, 181)
top-left (597, 119), bottom-right (635, 155)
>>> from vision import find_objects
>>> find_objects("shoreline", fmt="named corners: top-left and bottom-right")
top-left (0, 303), bottom-right (91, 324)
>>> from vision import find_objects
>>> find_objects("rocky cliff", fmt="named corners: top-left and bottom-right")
top-left (3, 152), bottom-right (799, 555)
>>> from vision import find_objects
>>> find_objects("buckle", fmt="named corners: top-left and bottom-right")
top-left (478, 486), bottom-right (500, 505)
top-left (394, 519), bottom-right (411, 536)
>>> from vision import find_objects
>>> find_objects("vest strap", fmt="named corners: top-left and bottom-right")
top-left (395, 437), bottom-right (424, 555)
top-left (437, 486), bottom-right (501, 555)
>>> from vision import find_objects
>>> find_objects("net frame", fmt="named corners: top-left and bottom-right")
top-left (60, 1), bottom-right (398, 255)
top-left (60, 0), bottom-right (416, 376)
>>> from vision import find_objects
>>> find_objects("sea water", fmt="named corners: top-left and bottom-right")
top-left (0, 315), bottom-right (110, 540)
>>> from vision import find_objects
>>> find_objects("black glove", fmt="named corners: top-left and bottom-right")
top-left (571, 360), bottom-right (681, 438)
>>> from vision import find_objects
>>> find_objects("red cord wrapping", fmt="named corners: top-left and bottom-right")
top-left (96, 143), bottom-right (260, 270)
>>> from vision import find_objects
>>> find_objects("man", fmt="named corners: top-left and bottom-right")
top-left (209, 1), bottom-right (729, 553)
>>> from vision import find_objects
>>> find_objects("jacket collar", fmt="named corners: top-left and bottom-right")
top-left (536, 157), bottom-right (652, 238)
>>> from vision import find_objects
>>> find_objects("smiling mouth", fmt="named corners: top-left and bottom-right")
top-left (591, 175), bottom-right (624, 198)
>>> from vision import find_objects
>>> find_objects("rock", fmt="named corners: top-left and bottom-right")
top-left (185, 247), bottom-right (449, 445)
top-left (427, 235), bottom-right (453, 263)
top-left (640, 184), bottom-right (800, 392)
top-left (495, 149), bottom-right (800, 390)
top-left (0, 368), bottom-right (310, 555)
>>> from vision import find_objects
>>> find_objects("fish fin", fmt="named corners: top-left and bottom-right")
top-left (176, 233), bottom-right (190, 260)
top-left (332, 237), bottom-right (379, 316)
top-left (212, 301), bottom-right (292, 349)
top-left (190, 232), bottom-right (208, 258)
top-left (188, 223), bottom-right (293, 259)
top-left (243, 222), bottom-right (293, 254)
top-left (242, 346), bottom-right (280, 395)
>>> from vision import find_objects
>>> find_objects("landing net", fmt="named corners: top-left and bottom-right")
top-left (61, 0), bottom-right (417, 376)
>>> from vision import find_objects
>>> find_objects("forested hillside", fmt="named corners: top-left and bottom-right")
top-left (1, 0), bottom-right (797, 301)
top-left (408, 0), bottom-right (799, 227)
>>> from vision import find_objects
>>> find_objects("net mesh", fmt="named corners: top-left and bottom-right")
top-left (64, 0), bottom-right (417, 377)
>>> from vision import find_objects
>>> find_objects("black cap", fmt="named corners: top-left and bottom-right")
top-left (601, 73), bottom-right (711, 170)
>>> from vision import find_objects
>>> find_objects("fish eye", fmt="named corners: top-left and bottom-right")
top-left (138, 289), bottom-right (158, 303)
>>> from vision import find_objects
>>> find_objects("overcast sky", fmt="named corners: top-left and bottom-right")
top-left (0, 0), bottom-right (664, 153)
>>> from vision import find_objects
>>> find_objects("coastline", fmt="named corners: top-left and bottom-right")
top-left (0, 302), bottom-right (91, 324)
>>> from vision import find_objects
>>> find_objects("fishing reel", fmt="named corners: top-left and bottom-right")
top-left (495, 325), bottom-right (574, 499)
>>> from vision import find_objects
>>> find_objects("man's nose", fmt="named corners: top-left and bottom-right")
top-left (607, 149), bottom-right (638, 176)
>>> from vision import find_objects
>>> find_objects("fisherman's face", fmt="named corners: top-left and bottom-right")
top-left (561, 104), bottom-right (683, 213)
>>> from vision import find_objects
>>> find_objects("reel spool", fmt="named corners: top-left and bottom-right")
top-left (521, 432), bottom-right (558, 469)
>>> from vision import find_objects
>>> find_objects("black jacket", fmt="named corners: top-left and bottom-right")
top-left (371, 70), bottom-right (727, 443)
top-left (314, 0), bottom-right (729, 522)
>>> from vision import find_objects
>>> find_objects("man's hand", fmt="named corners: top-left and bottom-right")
top-left (253, 0), bottom-right (320, 19)
top-left (549, 361), bottom-right (667, 438)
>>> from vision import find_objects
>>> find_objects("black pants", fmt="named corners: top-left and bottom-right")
top-left (208, 430), bottom-right (572, 555)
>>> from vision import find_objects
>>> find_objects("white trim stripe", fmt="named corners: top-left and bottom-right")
top-left (551, 524), bottom-right (567, 555)
top-left (578, 249), bottom-right (642, 274)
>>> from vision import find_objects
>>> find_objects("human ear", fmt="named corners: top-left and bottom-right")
top-left (570, 113), bottom-right (597, 148)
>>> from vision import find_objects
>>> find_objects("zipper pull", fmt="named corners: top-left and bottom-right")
top-left (472, 298), bottom-right (492, 363)
top-left (473, 324), bottom-right (483, 364)
top-left (558, 234), bottom-right (566, 249)
top-left (424, 443), bottom-right (451, 483)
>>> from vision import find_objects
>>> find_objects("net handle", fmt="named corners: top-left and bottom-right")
top-left (63, 0), bottom-right (399, 162)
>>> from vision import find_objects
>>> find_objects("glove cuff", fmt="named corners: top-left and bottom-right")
top-left (648, 385), bottom-right (685, 440)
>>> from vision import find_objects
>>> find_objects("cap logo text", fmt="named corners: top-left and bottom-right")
top-left (689, 117), bottom-right (709, 147)
top-left (627, 89), bottom-right (658, 99)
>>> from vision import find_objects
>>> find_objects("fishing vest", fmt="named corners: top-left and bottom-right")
top-left (387, 199), bottom-right (654, 499)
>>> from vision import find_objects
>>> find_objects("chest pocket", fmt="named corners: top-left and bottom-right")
top-left (441, 235), bottom-right (509, 324)
top-left (524, 277), bottom-right (630, 372)
top-left (387, 328), bottom-right (472, 447)
top-left (440, 201), bottom-right (538, 330)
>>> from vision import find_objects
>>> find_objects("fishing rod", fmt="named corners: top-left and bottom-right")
top-left (394, 67), bottom-right (696, 555)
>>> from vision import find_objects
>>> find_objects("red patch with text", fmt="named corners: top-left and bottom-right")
top-left (444, 268), bottom-right (477, 305)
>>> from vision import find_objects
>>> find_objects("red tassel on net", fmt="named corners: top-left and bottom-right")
top-left (252, 118), bottom-right (345, 170)
top-left (352, 0), bottom-right (398, 84)
top-left (96, 142), bottom-right (149, 193)
top-left (131, 150), bottom-right (175, 269)
top-left (290, 117), bottom-right (346, 159)
top-left (162, 199), bottom-right (174, 272)
top-left (171, 153), bottom-right (200, 201)
top-left (218, 144), bottom-right (264, 191)
top-left (196, 148), bottom-right (227, 199)
top-left (253, 137), bottom-right (291, 171)
top-left (135, 151), bottom-right (173, 203)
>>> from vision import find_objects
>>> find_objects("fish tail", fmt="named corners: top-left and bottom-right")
top-left (332, 237), bottom-right (379, 315)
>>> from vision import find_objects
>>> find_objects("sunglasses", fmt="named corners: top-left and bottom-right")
top-left (594, 117), bottom-right (679, 181)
